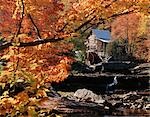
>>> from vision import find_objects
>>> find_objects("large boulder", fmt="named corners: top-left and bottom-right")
top-left (74, 88), bottom-right (105, 104)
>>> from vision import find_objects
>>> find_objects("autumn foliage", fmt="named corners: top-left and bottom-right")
top-left (111, 13), bottom-right (150, 61)
top-left (0, 0), bottom-right (149, 116)
top-left (0, 0), bottom-right (74, 116)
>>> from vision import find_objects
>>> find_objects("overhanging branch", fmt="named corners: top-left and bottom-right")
top-left (0, 38), bottom-right (63, 50)
top-left (19, 38), bottom-right (63, 47)
top-left (74, 0), bottom-right (118, 32)
top-left (76, 8), bottom-right (137, 33)
top-left (28, 13), bottom-right (42, 39)
top-left (75, 16), bottom-right (96, 32)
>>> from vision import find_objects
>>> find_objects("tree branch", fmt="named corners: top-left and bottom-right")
top-left (19, 38), bottom-right (63, 47)
top-left (15, 0), bottom-right (25, 37)
top-left (75, 16), bottom-right (96, 32)
top-left (27, 13), bottom-right (42, 39)
top-left (81, 20), bottom-right (105, 34)
top-left (57, 23), bottom-right (68, 32)
top-left (0, 38), bottom-right (63, 50)
top-left (76, 8), bottom-right (137, 33)
top-left (74, 0), bottom-right (118, 32)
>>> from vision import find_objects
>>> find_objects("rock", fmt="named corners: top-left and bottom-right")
top-left (113, 101), bottom-right (123, 108)
top-left (131, 63), bottom-right (150, 75)
top-left (130, 103), bottom-right (136, 109)
top-left (47, 86), bottom-right (61, 98)
top-left (104, 106), bottom-right (109, 109)
top-left (122, 103), bottom-right (131, 109)
top-left (74, 88), bottom-right (105, 104)
top-left (144, 104), bottom-right (150, 110)
top-left (135, 98), bottom-right (143, 103)
top-left (137, 104), bottom-right (142, 109)
top-left (123, 92), bottom-right (141, 101)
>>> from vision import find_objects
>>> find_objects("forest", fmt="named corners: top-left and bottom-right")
top-left (0, 0), bottom-right (149, 116)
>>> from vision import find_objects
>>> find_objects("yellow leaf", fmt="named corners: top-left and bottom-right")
top-left (56, 115), bottom-right (62, 117)
top-left (1, 54), bottom-right (11, 60)
top-left (3, 91), bottom-right (9, 96)
top-left (0, 83), bottom-right (6, 89)
top-left (18, 34), bottom-right (28, 39)
top-left (30, 63), bottom-right (39, 70)
top-left (17, 53), bottom-right (25, 58)
top-left (28, 106), bottom-right (38, 117)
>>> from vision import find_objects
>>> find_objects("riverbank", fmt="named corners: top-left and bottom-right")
top-left (51, 62), bottom-right (150, 116)
top-left (43, 87), bottom-right (150, 116)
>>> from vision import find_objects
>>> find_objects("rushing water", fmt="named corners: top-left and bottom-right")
top-left (52, 73), bottom-right (149, 116)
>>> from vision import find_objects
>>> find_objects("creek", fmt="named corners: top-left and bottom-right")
top-left (52, 63), bottom-right (150, 116)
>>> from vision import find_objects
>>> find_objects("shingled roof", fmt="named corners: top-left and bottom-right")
top-left (92, 29), bottom-right (111, 43)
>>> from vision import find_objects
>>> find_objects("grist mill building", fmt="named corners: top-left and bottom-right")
top-left (85, 29), bottom-right (111, 65)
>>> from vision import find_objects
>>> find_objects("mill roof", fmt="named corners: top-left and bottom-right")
top-left (92, 29), bottom-right (111, 43)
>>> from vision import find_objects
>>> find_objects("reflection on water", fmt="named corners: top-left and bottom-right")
top-left (112, 109), bottom-right (150, 116)
top-left (60, 109), bottom-right (150, 117)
